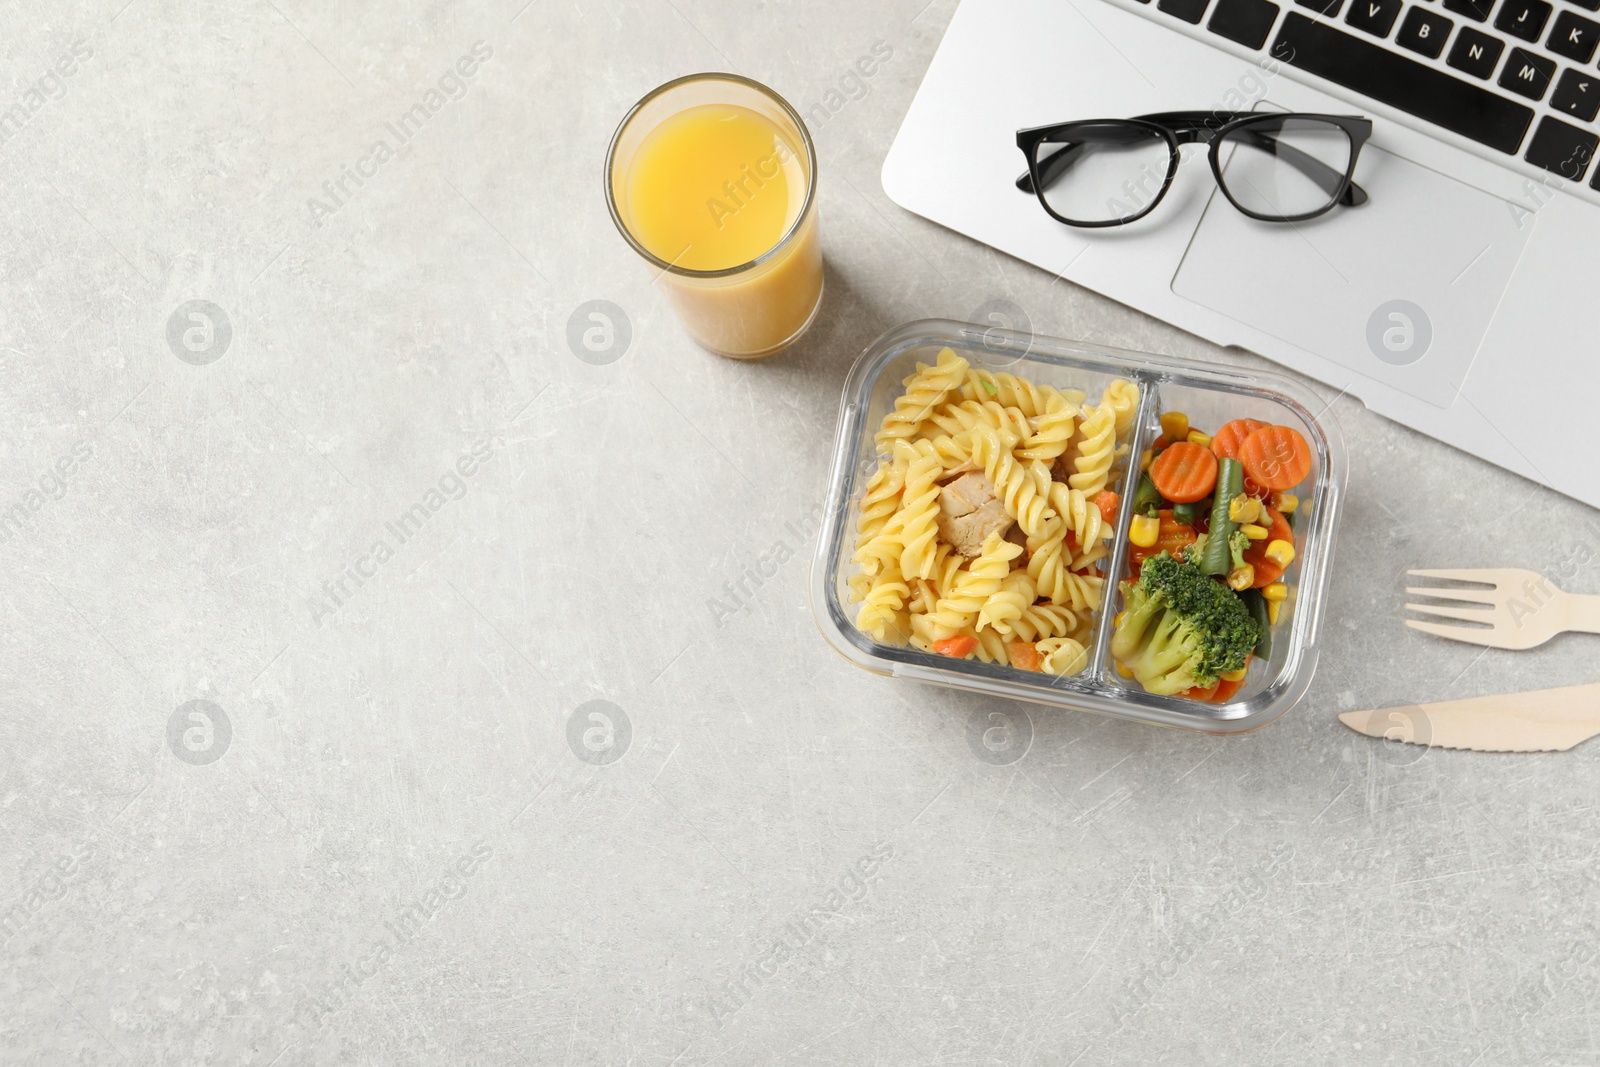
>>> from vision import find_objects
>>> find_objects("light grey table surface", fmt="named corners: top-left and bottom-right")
top-left (4, 2), bottom-right (1599, 1064)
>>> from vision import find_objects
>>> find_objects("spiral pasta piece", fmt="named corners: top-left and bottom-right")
top-left (1037, 637), bottom-right (1089, 676)
top-left (961, 371), bottom-right (1084, 417)
top-left (929, 541), bottom-right (965, 600)
top-left (977, 569), bottom-right (1037, 634)
top-left (1025, 519), bottom-right (1071, 604)
top-left (926, 533), bottom-right (1022, 639)
top-left (1102, 378), bottom-right (1140, 440)
top-left (972, 626), bottom-right (1011, 665)
top-left (853, 441), bottom-right (934, 576)
top-left (1051, 570), bottom-right (1104, 613)
top-left (895, 442), bottom-right (944, 581)
top-left (1017, 392), bottom-right (1077, 463)
top-left (1068, 403), bottom-right (1116, 495)
top-left (854, 460), bottom-right (904, 550)
top-left (924, 399), bottom-right (1031, 447)
top-left (963, 426), bottom-right (1057, 537)
top-left (1069, 539), bottom-right (1110, 573)
top-left (1007, 602), bottom-right (1081, 642)
top-left (1048, 482), bottom-right (1111, 550)
top-left (856, 565), bottom-right (911, 643)
top-left (875, 348), bottom-right (968, 448)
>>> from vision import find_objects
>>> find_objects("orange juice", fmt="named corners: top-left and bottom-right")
top-left (607, 77), bottom-right (823, 359)
top-left (624, 104), bottom-right (802, 272)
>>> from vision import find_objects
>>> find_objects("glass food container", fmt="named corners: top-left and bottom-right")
top-left (810, 319), bottom-right (1347, 734)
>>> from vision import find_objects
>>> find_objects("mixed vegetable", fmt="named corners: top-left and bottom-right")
top-left (1111, 411), bottom-right (1311, 703)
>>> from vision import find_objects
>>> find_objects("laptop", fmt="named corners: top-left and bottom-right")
top-left (882, 0), bottom-right (1600, 507)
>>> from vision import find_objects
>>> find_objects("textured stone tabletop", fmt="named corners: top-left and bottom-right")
top-left (4, 2), bottom-right (1598, 1064)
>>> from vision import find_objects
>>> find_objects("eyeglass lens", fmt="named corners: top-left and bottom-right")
top-left (1215, 117), bottom-right (1354, 219)
top-left (1031, 123), bottom-right (1171, 225)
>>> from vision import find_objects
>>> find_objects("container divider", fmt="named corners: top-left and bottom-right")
top-left (1085, 374), bottom-right (1163, 683)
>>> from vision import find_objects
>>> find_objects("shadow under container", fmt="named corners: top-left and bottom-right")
top-left (605, 73), bottom-right (824, 359)
top-left (810, 319), bottom-right (1347, 734)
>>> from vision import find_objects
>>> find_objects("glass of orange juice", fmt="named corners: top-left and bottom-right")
top-left (605, 73), bottom-right (823, 360)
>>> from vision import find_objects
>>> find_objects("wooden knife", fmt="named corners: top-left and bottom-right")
top-left (1338, 680), bottom-right (1600, 752)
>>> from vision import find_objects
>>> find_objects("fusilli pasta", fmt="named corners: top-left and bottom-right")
top-left (875, 348), bottom-right (967, 448)
top-left (1068, 403), bottom-right (1116, 496)
top-left (846, 359), bottom-right (1140, 675)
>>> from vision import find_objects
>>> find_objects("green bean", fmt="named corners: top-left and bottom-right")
top-left (1240, 587), bottom-right (1272, 659)
top-left (1131, 472), bottom-right (1162, 517)
top-left (1200, 459), bottom-right (1243, 577)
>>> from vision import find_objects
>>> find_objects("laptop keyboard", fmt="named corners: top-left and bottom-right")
top-left (1134, 0), bottom-right (1600, 185)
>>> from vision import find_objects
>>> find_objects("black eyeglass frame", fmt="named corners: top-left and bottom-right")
top-left (1015, 111), bottom-right (1373, 228)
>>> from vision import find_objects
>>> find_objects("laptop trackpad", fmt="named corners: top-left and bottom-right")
top-left (1171, 144), bottom-right (1531, 409)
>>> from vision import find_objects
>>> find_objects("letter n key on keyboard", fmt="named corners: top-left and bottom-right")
top-left (1271, 13), bottom-right (1536, 154)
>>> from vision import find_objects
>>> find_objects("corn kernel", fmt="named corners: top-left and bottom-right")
top-left (1228, 495), bottom-right (1263, 524)
top-left (1240, 523), bottom-right (1269, 541)
top-left (1273, 491), bottom-right (1299, 515)
top-left (1159, 411), bottom-right (1190, 444)
top-left (1140, 448), bottom-right (1154, 472)
top-left (1262, 581), bottom-right (1289, 603)
top-left (1267, 601), bottom-right (1281, 626)
top-left (1115, 660), bottom-right (1135, 679)
top-left (1115, 610), bottom-right (1127, 627)
top-left (1221, 666), bottom-right (1248, 682)
top-left (1265, 539), bottom-right (1296, 568)
top-left (1227, 564), bottom-right (1255, 590)
top-left (1186, 430), bottom-right (1212, 449)
top-left (1129, 513), bottom-right (1161, 548)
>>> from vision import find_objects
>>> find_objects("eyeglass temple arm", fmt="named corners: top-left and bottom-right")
top-left (1016, 114), bottom-right (1369, 207)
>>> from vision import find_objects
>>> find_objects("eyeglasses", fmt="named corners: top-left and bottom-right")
top-left (1015, 111), bottom-right (1372, 228)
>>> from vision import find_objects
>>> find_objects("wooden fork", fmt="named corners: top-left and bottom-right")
top-left (1405, 568), bottom-right (1600, 649)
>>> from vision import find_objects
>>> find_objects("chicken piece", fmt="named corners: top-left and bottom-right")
top-left (939, 499), bottom-right (1013, 556)
top-left (939, 472), bottom-right (997, 518)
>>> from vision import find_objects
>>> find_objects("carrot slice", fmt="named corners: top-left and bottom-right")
top-left (1238, 425), bottom-right (1312, 491)
top-left (1128, 509), bottom-right (1198, 569)
top-left (1093, 490), bottom-right (1120, 525)
top-left (1243, 507), bottom-right (1294, 587)
top-left (1149, 441), bottom-right (1219, 504)
top-left (1211, 419), bottom-right (1266, 461)
top-left (1008, 640), bottom-right (1042, 672)
top-left (933, 635), bottom-right (977, 658)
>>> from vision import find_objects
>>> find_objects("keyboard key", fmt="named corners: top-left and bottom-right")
top-left (1570, 0), bottom-right (1600, 11)
top-left (1494, 0), bottom-right (1552, 37)
top-left (1525, 115), bottom-right (1597, 175)
top-left (1497, 47), bottom-right (1557, 97)
top-left (1552, 67), bottom-right (1600, 118)
top-left (1270, 14), bottom-right (1534, 152)
top-left (1548, 10), bottom-right (1600, 59)
top-left (1447, 26), bottom-right (1506, 74)
top-left (1397, 4), bottom-right (1455, 51)
top-left (1159, 0), bottom-right (1212, 22)
top-left (1209, 0), bottom-right (1283, 46)
top-left (1443, 0), bottom-right (1495, 20)
top-left (1347, 0), bottom-right (1404, 34)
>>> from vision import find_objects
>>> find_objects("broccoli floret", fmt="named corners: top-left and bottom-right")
top-left (1228, 529), bottom-right (1252, 572)
top-left (1110, 551), bottom-right (1261, 696)
top-left (1181, 530), bottom-right (1250, 572)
